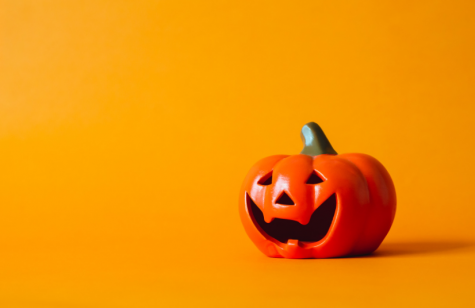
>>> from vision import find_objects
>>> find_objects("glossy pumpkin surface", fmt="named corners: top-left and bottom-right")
top-left (239, 123), bottom-right (396, 258)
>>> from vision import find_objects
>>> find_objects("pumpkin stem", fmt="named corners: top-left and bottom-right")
top-left (300, 122), bottom-right (338, 156)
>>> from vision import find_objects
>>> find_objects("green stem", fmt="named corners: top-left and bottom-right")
top-left (300, 122), bottom-right (338, 156)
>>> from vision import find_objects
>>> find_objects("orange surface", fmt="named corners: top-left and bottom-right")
top-left (1, 1), bottom-right (475, 306)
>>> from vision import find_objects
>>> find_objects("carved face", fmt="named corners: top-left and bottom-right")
top-left (239, 123), bottom-right (396, 258)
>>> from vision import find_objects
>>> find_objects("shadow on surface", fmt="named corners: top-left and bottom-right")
top-left (372, 240), bottom-right (474, 257)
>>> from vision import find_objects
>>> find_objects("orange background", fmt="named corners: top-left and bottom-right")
top-left (1, 1), bottom-right (475, 307)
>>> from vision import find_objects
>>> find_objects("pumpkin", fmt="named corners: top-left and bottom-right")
top-left (239, 122), bottom-right (396, 258)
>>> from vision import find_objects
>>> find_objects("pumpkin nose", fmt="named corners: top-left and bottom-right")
top-left (275, 192), bottom-right (295, 206)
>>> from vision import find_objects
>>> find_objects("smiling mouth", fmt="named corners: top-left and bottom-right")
top-left (246, 193), bottom-right (337, 243)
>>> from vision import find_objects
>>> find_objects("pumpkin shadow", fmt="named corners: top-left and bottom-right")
top-left (368, 240), bottom-right (474, 257)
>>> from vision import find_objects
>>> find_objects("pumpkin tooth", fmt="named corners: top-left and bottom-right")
top-left (287, 239), bottom-right (299, 246)
top-left (264, 215), bottom-right (274, 223)
top-left (298, 217), bottom-right (311, 226)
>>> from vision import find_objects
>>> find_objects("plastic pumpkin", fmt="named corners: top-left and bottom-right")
top-left (239, 122), bottom-right (396, 258)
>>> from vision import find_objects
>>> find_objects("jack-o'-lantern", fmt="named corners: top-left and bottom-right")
top-left (239, 122), bottom-right (396, 258)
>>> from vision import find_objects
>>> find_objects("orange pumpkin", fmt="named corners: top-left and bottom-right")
top-left (239, 122), bottom-right (396, 258)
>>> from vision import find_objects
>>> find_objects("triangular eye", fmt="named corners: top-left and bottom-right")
top-left (258, 171), bottom-right (273, 185)
top-left (306, 170), bottom-right (324, 184)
